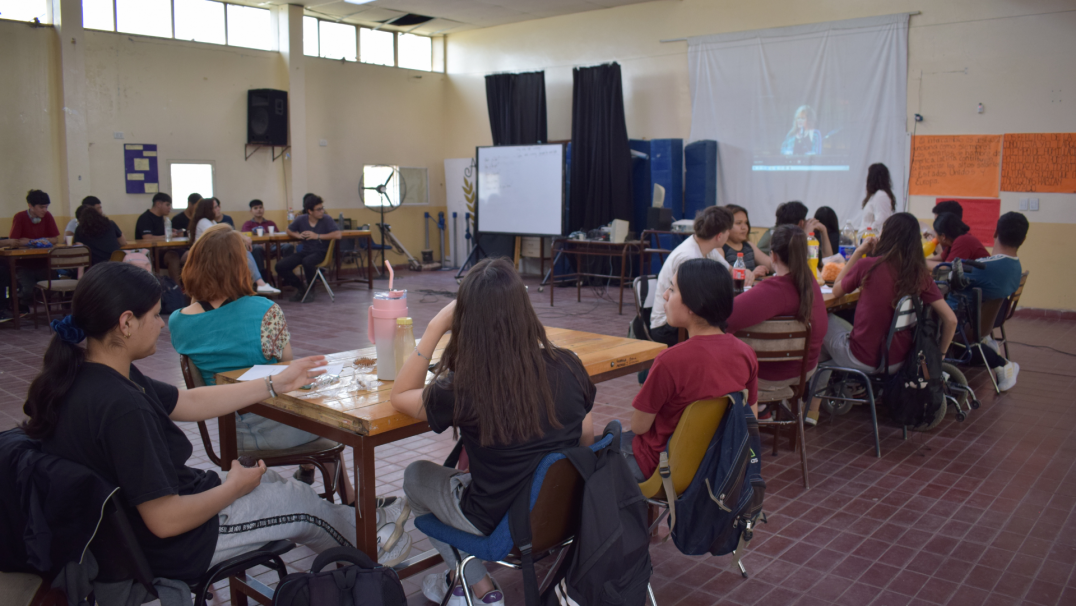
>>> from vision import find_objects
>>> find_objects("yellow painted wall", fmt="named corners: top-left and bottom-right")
top-left (443, 0), bottom-right (1076, 310)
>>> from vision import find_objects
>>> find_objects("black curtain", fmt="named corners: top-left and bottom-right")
top-left (485, 71), bottom-right (548, 145)
top-left (569, 63), bottom-right (633, 233)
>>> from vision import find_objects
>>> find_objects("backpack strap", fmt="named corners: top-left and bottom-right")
top-left (658, 451), bottom-right (676, 531)
top-left (310, 546), bottom-right (378, 572)
top-left (442, 438), bottom-right (464, 468)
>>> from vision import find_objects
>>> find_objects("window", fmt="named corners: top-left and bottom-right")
top-left (362, 166), bottom-right (400, 208)
top-left (319, 21), bottom-right (356, 61)
top-left (174, 0), bottom-right (225, 45)
top-left (116, 0), bottom-right (172, 39)
top-left (170, 163), bottom-right (215, 210)
top-left (397, 34), bottom-right (431, 72)
top-left (360, 27), bottom-right (394, 67)
top-left (227, 4), bottom-right (273, 51)
top-left (303, 16), bottom-right (319, 57)
top-left (0, 0), bottom-right (47, 23)
top-left (82, 0), bottom-right (114, 31)
top-left (399, 167), bottom-right (428, 205)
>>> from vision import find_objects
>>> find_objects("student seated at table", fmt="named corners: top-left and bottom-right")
top-left (928, 212), bottom-right (989, 269)
top-left (192, 201), bottom-right (279, 295)
top-left (74, 206), bottom-right (127, 265)
top-left (169, 225), bottom-right (357, 501)
top-left (12, 189), bottom-right (60, 246)
top-left (860, 163), bottom-right (897, 235)
top-left (814, 206), bottom-right (841, 257)
top-left (243, 199), bottom-right (294, 282)
top-left (722, 204), bottom-right (773, 279)
top-left (809, 213), bottom-right (958, 423)
top-left (171, 193), bottom-right (201, 234)
top-left (65, 196), bottom-right (103, 238)
top-left (727, 225), bottom-right (827, 419)
top-left (390, 258), bottom-right (596, 605)
top-left (278, 195), bottom-right (341, 303)
top-left (134, 192), bottom-right (184, 285)
top-left (926, 200), bottom-right (964, 263)
top-left (758, 201), bottom-right (834, 258)
top-left (945, 212), bottom-right (1028, 391)
top-left (627, 258), bottom-right (759, 481)
top-left (22, 262), bottom-right (377, 584)
top-left (648, 205), bottom-right (733, 347)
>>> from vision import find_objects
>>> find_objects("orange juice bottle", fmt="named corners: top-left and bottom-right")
top-left (807, 232), bottom-right (820, 278)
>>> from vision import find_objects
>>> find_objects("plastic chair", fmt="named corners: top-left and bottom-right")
top-left (300, 239), bottom-right (336, 303)
top-left (636, 397), bottom-right (759, 578)
top-left (180, 355), bottom-right (348, 503)
top-left (32, 246), bottom-right (91, 328)
top-left (109, 250), bottom-right (128, 263)
top-left (992, 270), bottom-right (1029, 359)
top-left (630, 275), bottom-right (658, 341)
top-left (414, 430), bottom-right (657, 605)
top-left (735, 317), bottom-right (812, 488)
top-left (806, 296), bottom-right (919, 458)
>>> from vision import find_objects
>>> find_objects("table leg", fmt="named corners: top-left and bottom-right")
top-left (575, 251), bottom-right (582, 303)
top-left (354, 437), bottom-right (378, 558)
top-left (618, 247), bottom-right (628, 315)
top-left (218, 412), bottom-right (238, 471)
top-left (366, 235), bottom-right (373, 289)
top-left (8, 257), bottom-right (19, 329)
top-left (549, 242), bottom-right (556, 308)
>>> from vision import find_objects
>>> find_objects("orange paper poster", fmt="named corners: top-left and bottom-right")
top-left (1001, 133), bottom-right (1076, 193)
top-left (909, 135), bottom-right (1001, 197)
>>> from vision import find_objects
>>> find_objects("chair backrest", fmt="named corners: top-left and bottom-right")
top-left (652, 184), bottom-right (666, 208)
top-left (48, 245), bottom-right (90, 270)
top-left (880, 295), bottom-right (918, 370)
top-left (316, 239), bottom-right (337, 269)
top-left (633, 275), bottom-right (657, 312)
top-left (998, 270), bottom-right (1029, 326)
top-left (180, 355), bottom-right (221, 467)
top-left (637, 397), bottom-right (729, 499)
top-left (109, 249), bottom-right (128, 263)
top-left (979, 298), bottom-right (1006, 342)
top-left (89, 493), bottom-right (159, 599)
top-left (735, 317), bottom-right (810, 363)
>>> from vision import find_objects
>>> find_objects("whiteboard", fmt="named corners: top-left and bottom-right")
top-left (477, 144), bottom-right (564, 236)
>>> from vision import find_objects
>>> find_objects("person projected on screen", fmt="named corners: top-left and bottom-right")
top-left (781, 105), bottom-right (822, 156)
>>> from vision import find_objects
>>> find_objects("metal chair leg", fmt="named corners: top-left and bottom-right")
top-left (457, 554), bottom-right (477, 606)
top-left (865, 382), bottom-right (881, 458)
top-left (975, 343), bottom-right (1001, 394)
top-left (796, 401), bottom-right (809, 489)
top-left (1001, 325), bottom-right (1010, 359)
top-left (648, 582), bottom-right (659, 606)
top-left (316, 269), bottom-right (335, 302)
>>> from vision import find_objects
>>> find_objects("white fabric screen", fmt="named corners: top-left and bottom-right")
top-left (688, 13), bottom-right (910, 226)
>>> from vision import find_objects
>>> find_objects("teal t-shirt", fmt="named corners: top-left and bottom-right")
top-left (169, 296), bottom-right (278, 385)
top-left (947, 254), bottom-right (1022, 309)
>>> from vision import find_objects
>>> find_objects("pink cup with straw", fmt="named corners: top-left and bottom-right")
top-left (368, 261), bottom-right (407, 380)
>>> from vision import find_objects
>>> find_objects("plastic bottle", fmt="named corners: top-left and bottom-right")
top-left (287, 207), bottom-right (295, 222)
top-left (859, 226), bottom-right (878, 247)
top-left (807, 232), bottom-right (820, 278)
top-left (923, 237), bottom-right (938, 257)
top-left (839, 222), bottom-right (857, 260)
top-left (164, 216), bottom-right (172, 242)
top-left (393, 317), bottom-right (416, 378)
top-left (732, 253), bottom-right (747, 292)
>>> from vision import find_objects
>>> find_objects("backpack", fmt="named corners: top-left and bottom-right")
top-left (158, 276), bottom-right (186, 315)
top-left (272, 546), bottom-right (405, 606)
top-left (663, 391), bottom-right (766, 561)
top-left (510, 423), bottom-right (652, 606)
top-left (885, 297), bottom-right (944, 427)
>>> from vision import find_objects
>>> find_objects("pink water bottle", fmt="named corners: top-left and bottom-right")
top-left (368, 290), bottom-right (408, 380)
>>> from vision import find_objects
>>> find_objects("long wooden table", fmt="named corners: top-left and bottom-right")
top-left (214, 327), bottom-right (667, 578)
top-left (0, 230), bottom-right (373, 329)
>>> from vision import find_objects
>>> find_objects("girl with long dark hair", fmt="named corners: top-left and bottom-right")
top-left (929, 212), bottom-right (988, 268)
top-left (860, 163), bottom-right (897, 234)
top-left (811, 213), bottom-right (958, 420)
top-left (813, 206), bottom-right (841, 256)
top-left (391, 258), bottom-right (596, 604)
top-left (727, 225), bottom-right (827, 420)
top-left (73, 205), bottom-right (127, 265)
top-left (24, 262), bottom-right (363, 581)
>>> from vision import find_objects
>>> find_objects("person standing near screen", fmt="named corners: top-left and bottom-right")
top-left (860, 163), bottom-right (897, 235)
top-left (781, 105), bottom-right (822, 156)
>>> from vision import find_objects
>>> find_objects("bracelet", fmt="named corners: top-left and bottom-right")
top-left (415, 349), bottom-right (430, 361)
top-left (265, 375), bottom-right (278, 398)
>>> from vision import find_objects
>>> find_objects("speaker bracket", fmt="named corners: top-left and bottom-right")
top-left (244, 144), bottom-right (291, 162)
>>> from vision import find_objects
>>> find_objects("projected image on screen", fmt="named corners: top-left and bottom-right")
top-left (750, 99), bottom-right (852, 172)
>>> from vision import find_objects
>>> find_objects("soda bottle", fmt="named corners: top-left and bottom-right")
top-left (859, 226), bottom-right (878, 247)
top-left (839, 222), bottom-right (857, 260)
top-left (732, 253), bottom-right (747, 293)
top-left (164, 216), bottom-right (172, 242)
top-left (287, 207), bottom-right (295, 222)
top-left (807, 232), bottom-right (820, 278)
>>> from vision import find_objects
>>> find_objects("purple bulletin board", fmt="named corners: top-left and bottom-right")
top-left (124, 144), bottom-right (159, 194)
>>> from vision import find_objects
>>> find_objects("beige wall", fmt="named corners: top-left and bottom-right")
top-left (444, 0), bottom-right (1076, 310)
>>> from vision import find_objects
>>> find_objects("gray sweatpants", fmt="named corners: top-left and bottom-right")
top-left (814, 314), bottom-right (902, 389)
top-left (404, 460), bottom-right (489, 585)
top-left (210, 469), bottom-right (357, 566)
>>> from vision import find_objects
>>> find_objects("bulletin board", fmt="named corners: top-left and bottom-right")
top-left (124, 144), bottom-right (159, 194)
top-left (936, 198), bottom-right (1000, 248)
top-left (1001, 133), bottom-right (1076, 193)
top-left (909, 135), bottom-right (1001, 197)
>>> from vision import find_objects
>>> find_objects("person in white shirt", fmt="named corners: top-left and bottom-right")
top-left (648, 206), bottom-right (733, 347)
top-left (65, 196), bottom-right (103, 237)
top-left (860, 163), bottom-right (897, 235)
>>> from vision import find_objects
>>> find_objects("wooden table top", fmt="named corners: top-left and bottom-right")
top-left (0, 230), bottom-right (372, 257)
top-left (823, 289), bottom-right (860, 309)
top-left (216, 326), bottom-right (667, 438)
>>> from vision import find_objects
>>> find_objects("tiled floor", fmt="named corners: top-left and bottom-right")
top-left (3, 268), bottom-right (1076, 606)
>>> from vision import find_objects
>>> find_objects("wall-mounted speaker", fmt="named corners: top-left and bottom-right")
top-left (247, 89), bottom-right (288, 146)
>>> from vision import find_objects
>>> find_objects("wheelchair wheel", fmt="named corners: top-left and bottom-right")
top-left (821, 377), bottom-right (859, 417)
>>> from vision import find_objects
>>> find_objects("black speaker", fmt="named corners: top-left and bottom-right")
top-left (647, 207), bottom-right (673, 231)
top-left (247, 89), bottom-right (288, 146)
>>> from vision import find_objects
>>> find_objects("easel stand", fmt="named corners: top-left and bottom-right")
top-left (455, 240), bottom-right (488, 280)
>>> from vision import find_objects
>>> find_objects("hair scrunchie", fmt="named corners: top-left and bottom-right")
top-left (51, 315), bottom-right (86, 344)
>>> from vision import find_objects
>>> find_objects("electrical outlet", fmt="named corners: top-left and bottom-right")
top-left (1029, 198), bottom-right (1039, 211)
top-left (1019, 198), bottom-right (1029, 211)
top-left (113, 132), bottom-right (124, 140)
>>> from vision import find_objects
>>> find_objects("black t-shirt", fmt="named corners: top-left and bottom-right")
top-left (74, 221), bottom-right (123, 265)
top-left (221, 215), bottom-right (235, 228)
top-left (171, 211), bottom-right (191, 232)
top-left (42, 363), bottom-right (221, 581)
top-left (423, 352), bottom-right (595, 535)
top-left (135, 210), bottom-right (165, 239)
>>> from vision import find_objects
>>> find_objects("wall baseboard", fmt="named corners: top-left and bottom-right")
top-left (1013, 308), bottom-right (1076, 320)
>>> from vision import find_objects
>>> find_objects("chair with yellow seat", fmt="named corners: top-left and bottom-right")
top-left (637, 395), bottom-right (755, 578)
top-left (300, 239), bottom-right (336, 303)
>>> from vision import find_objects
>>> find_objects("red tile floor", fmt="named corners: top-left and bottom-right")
top-left (2, 268), bottom-right (1076, 606)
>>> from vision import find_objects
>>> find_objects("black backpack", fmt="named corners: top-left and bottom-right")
top-left (664, 391), bottom-right (766, 562)
top-left (885, 297), bottom-right (944, 428)
top-left (510, 423), bottom-right (652, 606)
top-left (272, 547), bottom-right (405, 606)
top-left (158, 276), bottom-right (186, 315)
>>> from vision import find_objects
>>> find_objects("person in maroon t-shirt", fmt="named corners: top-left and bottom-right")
top-left (10, 189), bottom-right (60, 246)
top-left (929, 212), bottom-right (989, 268)
top-left (727, 225), bottom-right (828, 423)
top-left (627, 258), bottom-right (759, 481)
top-left (810, 213), bottom-right (958, 421)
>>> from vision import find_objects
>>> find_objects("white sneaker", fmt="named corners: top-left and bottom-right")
top-left (376, 520), bottom-right (412, 567)
top-left (376, 497), bottom-right (410, 530)
top-left (256, 283), bottom-right (281, 295)
top-left (996, 361), bottom-right (1020, 392)
top-left (982, 336), bottom-right (1001, 355)
top-left (422, 571), bottom-right (453, 603)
